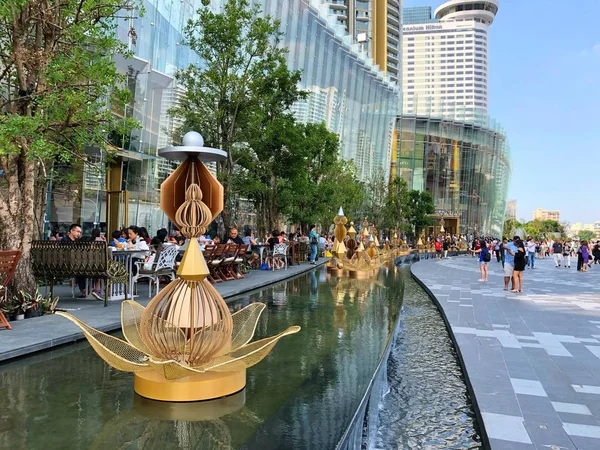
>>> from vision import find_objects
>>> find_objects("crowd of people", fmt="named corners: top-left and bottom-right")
top-left (47, 223), bottom-right (344, 296)
top-left (457, 235), bottom-right (600, 294)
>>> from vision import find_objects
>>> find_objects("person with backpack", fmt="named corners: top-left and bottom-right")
top-left (474, 239), bottom-right (490, 281)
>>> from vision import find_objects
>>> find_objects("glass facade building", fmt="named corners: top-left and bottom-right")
top-left (395, 116), bottom-right (511, 237)
top-left (45, 0), bottom-right (399, 236)
top-left (402, 6), bottom-right (436, 25)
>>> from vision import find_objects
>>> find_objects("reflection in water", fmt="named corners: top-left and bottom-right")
top-left (0, 267), bottom-right (402, 450)
top-left (373, 270), bottom-right (482, 449)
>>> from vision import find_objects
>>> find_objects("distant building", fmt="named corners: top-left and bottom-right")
top-left (505, 200), bottom-right (517, 220)
top-left (533, 208), bottom-right (560, 222)
top-left (402, 0), bottom-right (499, 124)
top-left (569, 222), bottom-right (596, 238)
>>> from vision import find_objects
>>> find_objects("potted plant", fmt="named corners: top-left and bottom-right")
top-left (12, 290), bottom-right (33, 320)
top-left (38, 292), bottom-right (59, 315)
top-left (0, 297), bottom-right (17, 321)
top-left (25, 292), bottom-right (41, 319)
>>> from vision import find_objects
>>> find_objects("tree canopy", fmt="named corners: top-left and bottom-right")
top-left (0, 0), bottom-right (135, 290)
top-left (170, 0), bottom-right (303, 233)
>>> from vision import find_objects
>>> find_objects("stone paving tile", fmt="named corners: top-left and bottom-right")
top-left (0, 260), bottom-right (327, 362)
top-left (412, 256), bottom-right (600, 450)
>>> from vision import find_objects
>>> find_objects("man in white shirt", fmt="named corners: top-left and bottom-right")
top-left (526, 238), bottom-right (537, 269)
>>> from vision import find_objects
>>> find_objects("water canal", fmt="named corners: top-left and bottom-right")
top-left (0, 263), bottom-right (481, 449)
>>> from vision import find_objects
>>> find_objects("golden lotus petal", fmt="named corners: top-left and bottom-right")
top-left (121, 300), bottom-right (155, 357)
top-left (146, 326), bottom-right (301, 379)
top-left (57, 312), bottom-right (151, 373)
top-left (213, 302), bottom-right (266, 355)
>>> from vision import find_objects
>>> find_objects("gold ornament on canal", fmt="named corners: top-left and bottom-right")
top-left (58, 132), bottom-right (300, 402)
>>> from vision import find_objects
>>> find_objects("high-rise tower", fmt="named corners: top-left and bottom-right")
top-left (322, 0), bottom-right (403, 85)
top-left (402, 0), bottom-right (499, 124)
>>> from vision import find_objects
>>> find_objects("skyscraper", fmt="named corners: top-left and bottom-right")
top-left (402, 0), bottom-right (499, 124)
top-left (322, 0), bottom-right (403, 84)
top-left (505, 199), bottom-right (517, 220)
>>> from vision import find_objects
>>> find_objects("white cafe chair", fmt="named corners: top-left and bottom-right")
top-left (133, 245), bottom-right (178, 296)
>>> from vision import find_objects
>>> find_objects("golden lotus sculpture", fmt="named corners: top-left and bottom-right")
top-left (58, 131), bottom-right (299, 402)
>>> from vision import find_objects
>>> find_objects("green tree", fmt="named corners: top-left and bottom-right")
top-left (234, 114), bottom-right (303, 234)
top-left (360, 167), bottom-right (388, 230)
top-left (278, 123), bottom-right (364, 232)
top-left (171, 0), bottom-right (302, 233)
top-left (404, 190), bottom-right (435, 239)
top-left (382, 176), bottom-right (409, 233)
top-left (522, 220), bottom-right (564, 240)
top-left (578, 230), bottom-right (595, 242)
top-left (0, 0), bottom-right (135, 290)
top-left (503, 218), bottom-right (522, 238)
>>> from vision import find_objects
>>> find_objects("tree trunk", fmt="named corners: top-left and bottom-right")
top-left (0, 154), bottom-right (42, 296)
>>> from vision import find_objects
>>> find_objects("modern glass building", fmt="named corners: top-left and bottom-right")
top-left (44, 0), bottom-right (400, 236)
top-left (402, 6), bottom-right (437, 25)
top-left (394, 115), bottom-right (511, 237)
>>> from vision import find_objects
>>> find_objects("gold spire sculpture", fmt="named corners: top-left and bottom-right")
top-left (345, 221), bottom-right (358, 259)
top-left (57, 132), bottom-right (300, 402)
top-left (347, 222), bottom-right (356, 240)
top-left (361, 218), bottom-right (370, 243)
top-left (370, 224), bottom-right (380, 248)
top-left (327, 207), bottom-right (347, 275)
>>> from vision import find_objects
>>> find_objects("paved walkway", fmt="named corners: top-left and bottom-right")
top-left (412, 255), bottom-right (600, 450)
top-left (0, 260), bottom-right (326, 362)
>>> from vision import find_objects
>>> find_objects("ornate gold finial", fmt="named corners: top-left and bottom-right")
top-left (347, 222), bottom-right (356, 240)
top-left (362, 218), bottom-right (370, 238)
top-left (175, 184), bottom-right (212, 238)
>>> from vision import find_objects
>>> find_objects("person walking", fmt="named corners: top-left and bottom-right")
top-left (526, 237), bottom-right (536, 269)
top-left (494, 240), bottom-right (502, 262)
top-left (443, 238), bottom-right (449, 259)
top-left (309, 224), bottom-right (319, 265)
top-left (435, 239), bottom-right (442, 259)
top-left (500, 237), bottom-right (507, 268)
top-left (593, 241), bottom-right (600, 265)
top-left (581, 240), bottom-right (590, 272)
top-left (512, 237), bottom-right (526, 293)
top-left (563, 241), bottom-right (572, 268)
top-left (552, 240), bottom-right (563, 267)
top-left (502, 238), bottom-right (518, 291)
top-left (475, 239), bottom-right (490, 282)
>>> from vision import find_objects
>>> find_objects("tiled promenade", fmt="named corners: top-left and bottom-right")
top-left (413, 256), bottom-right (600, 450)
top-left (0, 260), bottom-right (326, 362)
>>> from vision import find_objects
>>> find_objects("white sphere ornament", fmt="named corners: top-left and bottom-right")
top-left (182, 131), bottom-right (204, 148)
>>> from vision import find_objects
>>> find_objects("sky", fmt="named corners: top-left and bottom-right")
top-left (404, 0), bottom-right (600, 225)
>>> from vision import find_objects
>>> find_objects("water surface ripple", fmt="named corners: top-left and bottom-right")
top-left (373, 269), bottom-right (482, 450)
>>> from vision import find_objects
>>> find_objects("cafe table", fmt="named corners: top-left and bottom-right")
top-left (110, 248), bottom-right (150, 300)
top-left (254, 244), bottom-right (270, 265)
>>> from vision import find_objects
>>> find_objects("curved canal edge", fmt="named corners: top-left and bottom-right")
top-left (411, 261), bottom-right (492, 450)
top-left (334, 269), bottom-right (402, 450)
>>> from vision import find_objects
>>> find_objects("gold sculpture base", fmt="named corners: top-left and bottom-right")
top-left (133, 389), bottom-right (246, 421)
top-left (348, 269), bottom-right (377, 279)
top-left (326, 267), bottom-right (346, 276)
top-left (134, 369), bottom-right (246, 402)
